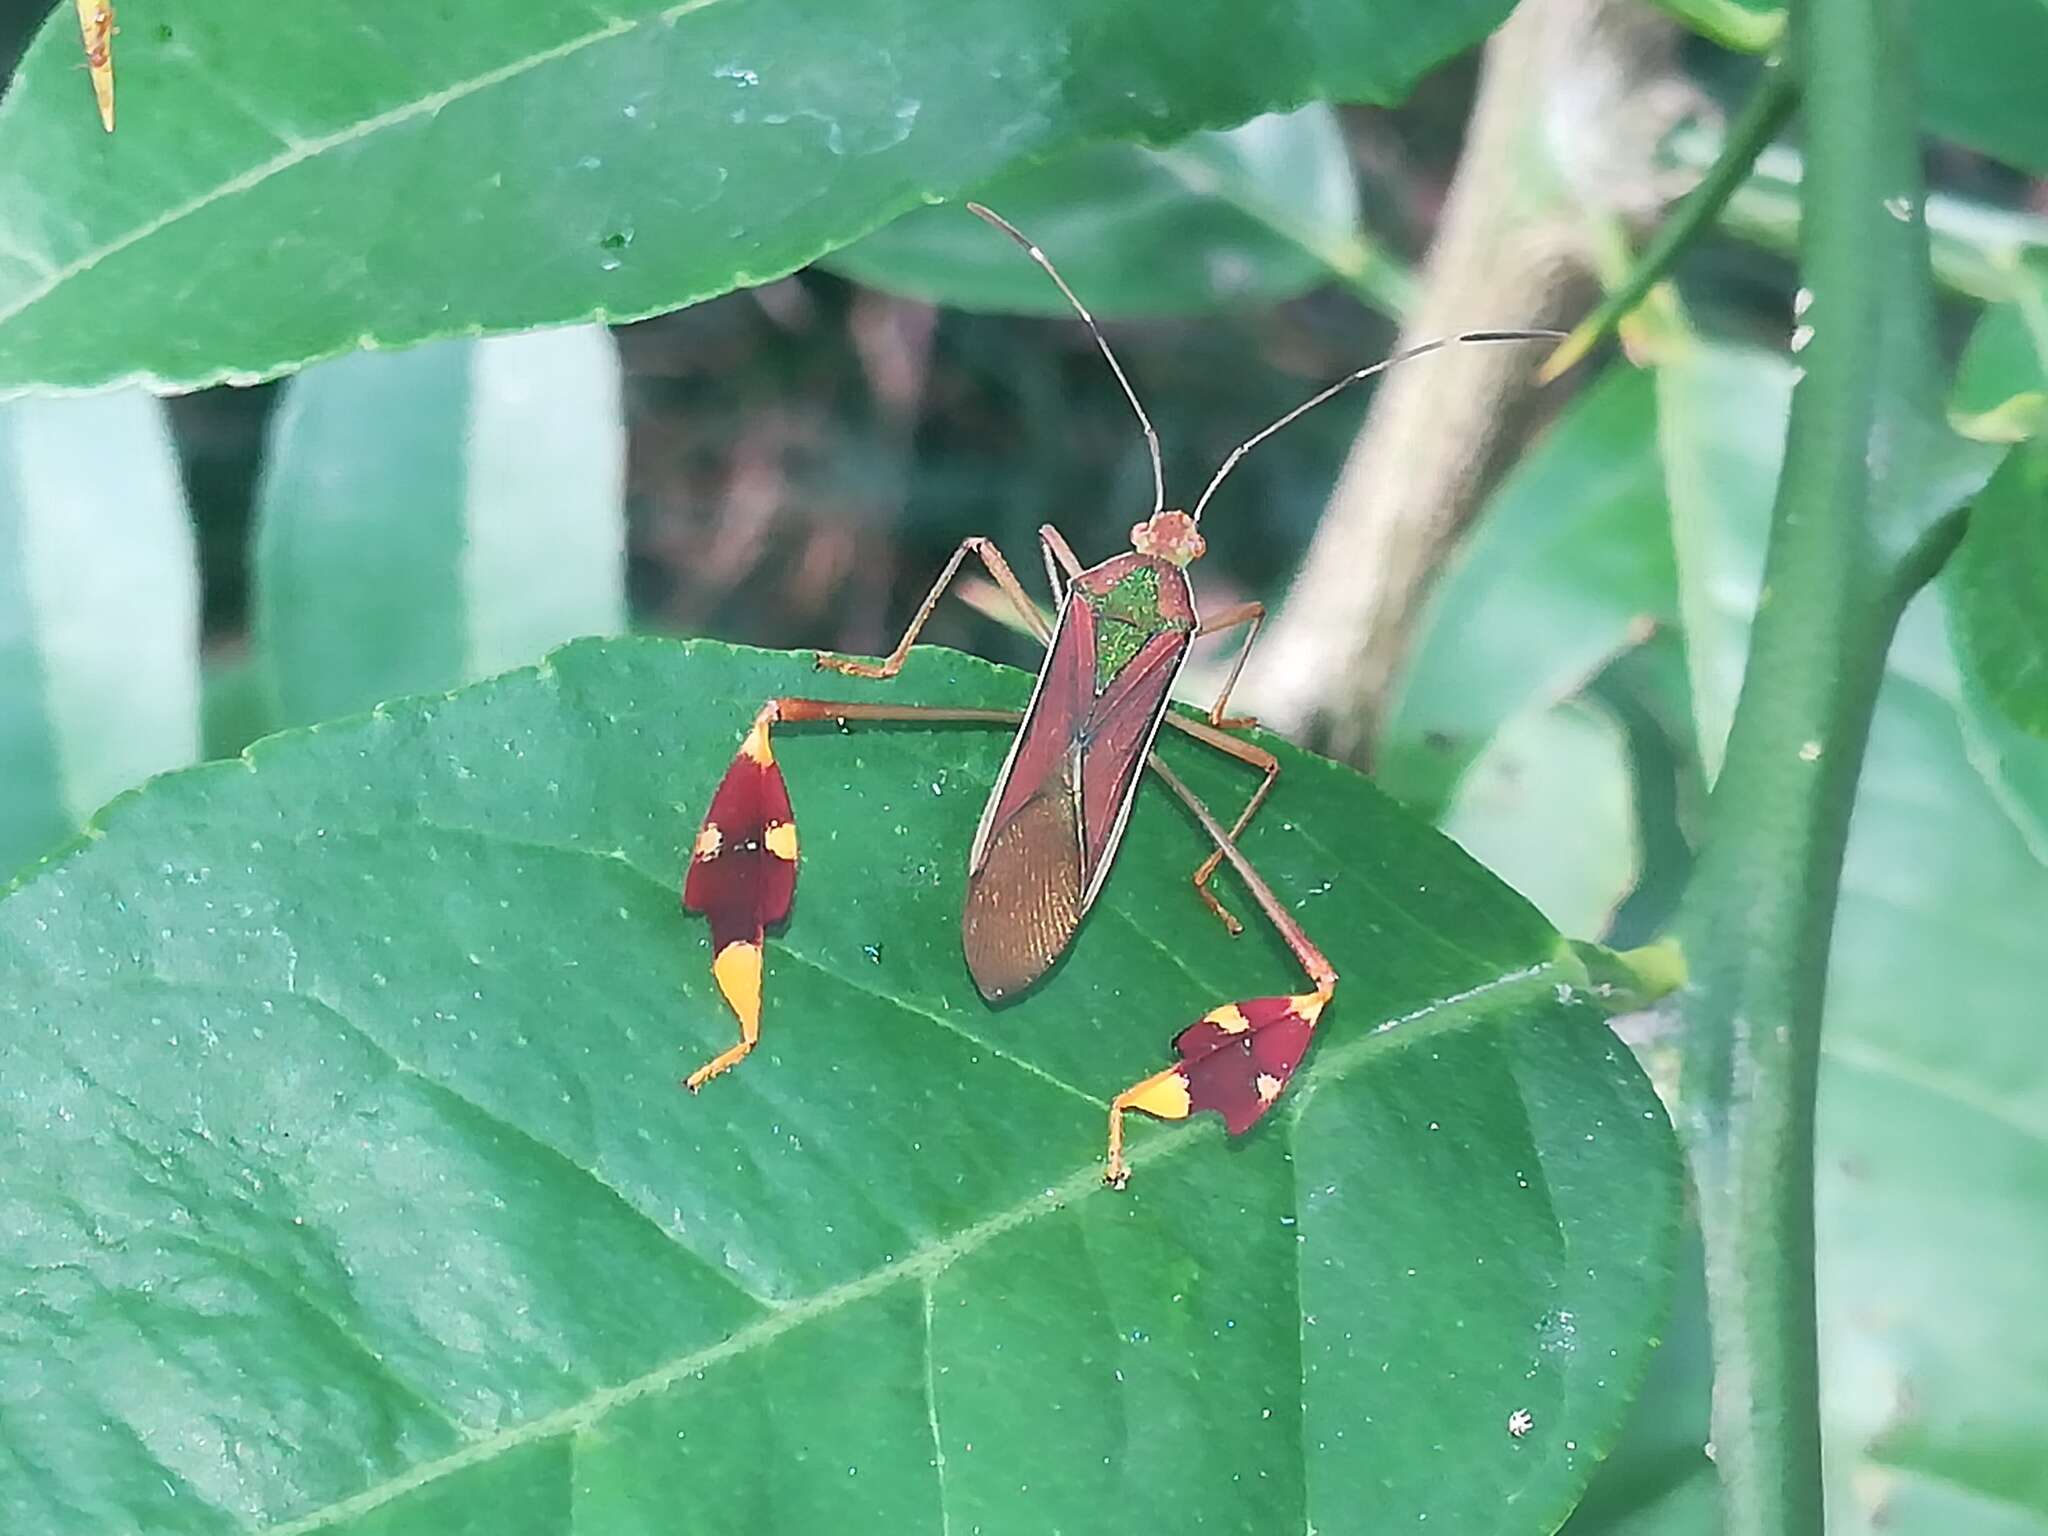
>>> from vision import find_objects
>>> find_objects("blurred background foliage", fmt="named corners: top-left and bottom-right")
top-left (1, 0), bottom-right (2046, 1530)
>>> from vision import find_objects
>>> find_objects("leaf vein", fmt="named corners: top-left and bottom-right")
top-left (922, 1276), bottom-right (952, 1536)
top-left (1823, 1036), bottom-right (2048, 1148)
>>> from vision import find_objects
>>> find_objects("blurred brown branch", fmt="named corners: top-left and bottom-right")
top-left (1237, 0), bottom-right (1700, 765)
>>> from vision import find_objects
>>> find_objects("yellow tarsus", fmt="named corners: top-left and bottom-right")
top-left (690, 941), bottom-right (763, 1091)
top-left (1105, 1068), bottom-right (1192, 1188)
top-left (685, 1037), bottom-right (756, 1092)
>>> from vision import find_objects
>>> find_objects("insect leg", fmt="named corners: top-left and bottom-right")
top-left (684, 698), bottom-right (1024, 1090)
top-left (1104, 757), bottom-right (1336, 1188)
top-left (1192, 600), bottom-right (1265, 729)
top-left (818, 538), bottom-right (1049, 679)
top-left (1038, 524), bottom-right (1084, 599)
top-left (1152, 714), bottom-right (1280, 936)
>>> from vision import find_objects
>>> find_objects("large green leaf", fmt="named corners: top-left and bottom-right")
top-left (1379, 364), bottom-right (1673, 818)
top-left (1650, 0), bottom-right (2048, 173)
top-left (1947, 256), bottom-right (2048, 748)
top-left (1653, 337), bottom-right (1793, 781)
top-left (828, 107), bottom-right (1411, 319)
top-left (1814, 590), bottom-right (2048, 1534)
top-left (1439, 698), bottom-right (1639, 941)
top-left (0, 0), bottom-right (1511, 395)
top-left (252, 327), bottom-right (625, 731)
top-left (0, 639), bottom-right (1679, 1534)
top-left (1558, 1216), bottom-right (1717, 1536)
top-left (1948, 437), bottom-right (2048, 740)
top-left (0, 389), bottom-right (197, 879)
top-left (1911, 0), bottom-right (2048, 175)
top-left (1950, 249), bottom-right (2048, 436)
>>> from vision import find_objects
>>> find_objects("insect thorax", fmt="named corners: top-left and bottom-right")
top-left (1085, 562), bottom-right (1192, 689)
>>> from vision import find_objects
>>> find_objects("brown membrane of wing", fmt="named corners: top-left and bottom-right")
top-left (962, 779), bottom-right (1084, 1001)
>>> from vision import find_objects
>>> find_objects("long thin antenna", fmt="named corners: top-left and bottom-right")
top-left (1189, 329), bottom-right (1565, 525)
top-left (967, 202), bottom-right (1167, 516)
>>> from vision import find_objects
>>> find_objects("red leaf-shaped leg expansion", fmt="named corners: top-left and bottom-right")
top-left (682, 706), bottom-right (798, 1089)
top-left (1104, 989), bottom-right (1330, 1186)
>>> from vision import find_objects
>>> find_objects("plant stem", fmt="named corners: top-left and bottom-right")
top-left (1706, 139), bottom-right (2048, 305)
top-left (1672, 1), bottom-right (1955, 1532)
top-left (1540, 58), bottom-right (1798, 382)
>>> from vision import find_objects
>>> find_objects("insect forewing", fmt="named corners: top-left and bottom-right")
top-left (961, 556), bottom-right (1192, 1001)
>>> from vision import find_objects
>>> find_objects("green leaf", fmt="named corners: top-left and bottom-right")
top-left (199, 652), bottom-right (273, 762)
top-left (1380, 365), bottom-right (1674, 817)
top-left (1815, 590), bottom-right (2048, 1532)
top-left (1944, 254), bottom-right (2048, 826)
top-left (253, 328), bottom-right (625, 729)
top-left (1950, 249), bottom-right (2048, 441)
top-left (1640, 0), bottom-right (1785, 55)
top-left (0, 639), bottom-right (1679, 1534)
top-left (1948, 437), bottom-right (2048, 739)
top-left (1913, 0), bottom-right (2048, 175)
top-left (828, 107), bottom-right (1412, 319)
top-left (0, 390), bottom-right (197, 879)
top-left (1648, 0), bottom-right (2048, 172)
top-left (1439, 698), bottom-right (1639, 941)
top-left (0, 0), bottom-right (1512, 395)
top-left (1559, 1216), bottom-right (1717, 1536)
top-left (1653, 337), bottom-right (1793, 780)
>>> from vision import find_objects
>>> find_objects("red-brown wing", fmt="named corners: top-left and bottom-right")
top-left (978, 597), bottom-right (1093, 845)
top-left (963, 599), bottom-right (1093, 1001)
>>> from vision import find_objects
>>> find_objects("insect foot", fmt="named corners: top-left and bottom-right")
top-left (682, 704), bottom-right (798, 1089)
top-left (1103, 989), bottom-right (1332, 1187)
top-left (814, 651), bottom-right (894, 679)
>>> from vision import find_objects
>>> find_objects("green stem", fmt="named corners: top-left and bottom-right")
top-left (1710, 140), bottom-right (2048, 305)
top-left (1673, 1), bottom-right (1948, 1531)
top-left (1541, 59), bottom-right (1798, 381)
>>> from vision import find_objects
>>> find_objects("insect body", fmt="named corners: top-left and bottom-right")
top-left (682, 203), bottom-right (1555, 1185)
top-left (963, 532), bottom-right (1198, 1001)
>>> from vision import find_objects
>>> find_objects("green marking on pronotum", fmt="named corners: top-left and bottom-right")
top-left (1090, 566), bottom-right (1165, 689)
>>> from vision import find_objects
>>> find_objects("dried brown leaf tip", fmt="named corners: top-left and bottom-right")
top-left (75, 0), bottom-right (115, 133)
top-left (681, 709), bottom-right (797, 1088)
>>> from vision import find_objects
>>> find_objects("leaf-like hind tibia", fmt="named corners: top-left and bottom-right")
top-left (682, 714), bottom-right (797, 1034)
top-left (1171, 992), bottom-right (1328, 1134)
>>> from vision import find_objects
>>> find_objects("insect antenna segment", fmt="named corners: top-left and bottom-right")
top-left (1189, 329), bottom-right (1565, 524)
top-left (967, 202), bottom-right (1167, 516)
